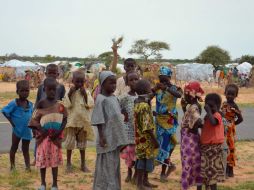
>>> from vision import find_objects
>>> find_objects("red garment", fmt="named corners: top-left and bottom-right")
top-left (201, 112), bottom-right (224, 144)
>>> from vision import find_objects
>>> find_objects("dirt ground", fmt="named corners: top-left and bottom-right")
top-left (0, 141), bottom-right (253, 190)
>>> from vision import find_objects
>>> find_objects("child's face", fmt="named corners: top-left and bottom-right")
top-left (45, 83), bottom-right (57, 100)
top-left (225, 87), bottom-right (237, 102)
top-left (103, 76), bottom-right (117, 94)
top-left (17, 85), bottom-right (30, 100)
top-left (45, 68), bottom-right (59, 79)
top-left (73, 76), bottom-right (85, 89)
top-left (127, 73), bottom-right (139, 91)
top-left (124, 62), bottom-right (136, 73)
top-left (184, 94), bottom-right (193, 104)
top-left (159, 75), bottom-right (170, 84)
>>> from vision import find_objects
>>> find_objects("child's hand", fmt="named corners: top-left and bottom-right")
top-left (99, 136), bottom-right (107, 148)
top-left (123, 112), bottom-right (128, 122)
top-left (80, 87), bottom-right (88, 103)
top-left (156, 83), bottom-right (166, 91)
top-left (68, 86), bottom-right (76, 99)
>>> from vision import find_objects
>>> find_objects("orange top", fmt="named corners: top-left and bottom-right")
top-left (201, 112), bottom-right (224, 144)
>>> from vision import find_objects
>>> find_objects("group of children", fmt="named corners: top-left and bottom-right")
top-left (1, 59), bottom-right (243, 190)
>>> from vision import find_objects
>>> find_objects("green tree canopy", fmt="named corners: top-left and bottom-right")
top-left (238, 55), bottom-right (254, 65)
top-left (196, 45), bottom-right (231, 66)
top-left (128, 39), bottom-right (170, 63)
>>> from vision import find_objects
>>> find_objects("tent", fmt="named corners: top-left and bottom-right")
top-left (236, 62), bottom-right (252, 74)
top-left (0, 59), bottom-right (40, 77)
top-left (175, 63), bottom-right (214, 82)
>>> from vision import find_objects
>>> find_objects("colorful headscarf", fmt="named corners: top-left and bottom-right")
top-left (184, 81), bottom-right (204, 99)
top-left (159, 66), bottom-right (172, 77)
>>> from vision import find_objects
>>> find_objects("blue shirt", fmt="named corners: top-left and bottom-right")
top-left (2, 100), bottom-right (33, 140)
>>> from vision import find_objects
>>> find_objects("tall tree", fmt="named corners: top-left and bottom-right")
top-left (196, 45), bottom-right (230, 66)
top-left (129, 39), bottom-right (170, 63)
top-left (238, 55), bottom-right (254, 65)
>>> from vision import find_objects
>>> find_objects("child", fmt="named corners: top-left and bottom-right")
top-left (29, 77), bottom-right (67, 190)
top-left (134, 79), bottom-right (159, 190)
top-left (180, 81), bottom-right (204, 190)
top-left (200, 93), bottom-right (225, 190)
top-left (91, 71), bottom-right (128, 190)
top-left (63, 71), bottom-right (94, 173)
top-left (32, 64), bottom-right (66, 165)
top-left (119, 71), bottom-right (139, 182)
top-left (152, 66), bottom-right (182, 181)
top-left (2, 80), bottom-right (33, 171)
top-left (115, 58), bottom-right (137, 97)
top-left (221, 84), bottom-right (243, 177)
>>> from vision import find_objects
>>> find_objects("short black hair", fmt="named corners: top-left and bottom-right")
top-left (46, 64), bottom-right (58, 72)
top-left (72, 70), bottom-right (85, 79)
top-left (125, 71), bottom-right (139, 84)
top-left (205, 93), bottom-right (222, 108)
top-left (16, 80), bottom-right (29, 91)
top-left (135, 79), bottom-right (150, 95)
top-left (225, 83), bottom-right (239, 96)
top-left (124, 58), bottom-right (136, 66)
top-left (44, 77), bottom-right (57, 87)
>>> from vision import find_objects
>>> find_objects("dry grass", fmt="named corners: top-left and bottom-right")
top-left (0, 141), bottom-right (254, 190)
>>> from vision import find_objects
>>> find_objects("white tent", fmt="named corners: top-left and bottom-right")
top-left (0, 59), bottom-right (40, 77)
top-left (176, 63), bottom-right (214, 82)
top-left (236, 62), bottom-right (252, 74)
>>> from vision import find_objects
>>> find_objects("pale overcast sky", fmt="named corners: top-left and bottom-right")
top-left (0, 0), bottom-right (253, 59)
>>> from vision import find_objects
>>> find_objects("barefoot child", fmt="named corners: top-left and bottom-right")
top-left (134, 79), bottom-right (159, 190)
top-left (2, 80), bottom-right (33, 171)
top-left (63, 71), bottom-right (94, 172)
top-left (119, 71), bottom-right (139, 183)
top-left (180, 81), bottom-right (204, 190)
top-left (221, 84), bottom-right (243, 177)
top-left (200, 93), bottom-right (225, 190)
top-left (91, 71), bottom-right (128, 190)
top-left (29, 78), bottom-right (67, 190)
top-left (152, 66), bottom-right (182, 182)
top-left (32, 64), bottom-right (66, 166)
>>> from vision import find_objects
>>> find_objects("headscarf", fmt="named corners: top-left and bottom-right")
top-left (159, 66), bottom-right (172, 77)
top-left (99, 71), bottom-right (116, 85)
top-left (184, 81), bottom-right (204, 99)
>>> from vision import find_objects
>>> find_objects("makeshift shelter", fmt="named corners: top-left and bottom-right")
top-left (0, 59), bottom-right (40, 78)
top-left (175, 63), bottom-right (214, 82)
top-left (236, 62), bottom-right (252, 74)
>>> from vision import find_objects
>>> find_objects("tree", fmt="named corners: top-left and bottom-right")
top-left (238, 55), bottom-right (254, 65)
top-left (196, 45), bottom-right (231, 66)
top-left (98, 51), bottom-right (115, 69)
top-left (128, 39), bottom-right (170, 63)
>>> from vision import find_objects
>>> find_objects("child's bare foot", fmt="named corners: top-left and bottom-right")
top-left (166, 163), bottom-right (176, 177)
top-left (66, 164), bottom-right (72, 173)
top-left (160, 174), bottom-right (168, 183)
top-left (10, 165), bottom-right (16, 172)
top-left (143, 180), bottom-right (158, 188)
top-left (81, 166), bottom-right (91, 173)
top-left (125, 175), bottom-right (132, 183)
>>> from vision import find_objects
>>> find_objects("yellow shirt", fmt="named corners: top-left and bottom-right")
top-left (63, 89), bottom-right (94, 141)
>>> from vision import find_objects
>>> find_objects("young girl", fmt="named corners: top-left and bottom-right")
top-left (29, 77), bottom-right (67, 190)
top-left (180, 81), bottom-right (204, 190)
top-left (91, 71), bottom-right (128, 190)
top-left (119, 71), bottom-right (139, 182)
top-left (2, 80), bottom-right (33, 171)
top-left (152, 66), bottom-right (182, 181)
top-left (134, 79), bottom-right (159, 190)
top-left (200, 93), bottom-right (225, 190)
top-left (221, 84), bottom-right (243, 177)
top-left (64, 71), bottom-right (94, 173)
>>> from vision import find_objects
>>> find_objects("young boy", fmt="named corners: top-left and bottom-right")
top-left (63, 70), bottom-right (94, 172)
top-left (115, 58), bottom-right (137, 97)
top-left (152, 66), bottom-right (182, 181)
top-left (134, 79), bottom-right (159, 190)
top-left (32, 64), bottom-right (66, 165)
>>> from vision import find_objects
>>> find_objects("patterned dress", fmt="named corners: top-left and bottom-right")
top-left (29, 102), bottom-right (67, 168)
top-left (221, 102), bottom-right (241, 167)
top-left (134, 102), bottom-right (156, 160)
top-left (119, 94), bottom-right (137, 168)
top-left (180, 104), bottom-right (202, 190)
top-left (155, 85), bottom-right (181, 164)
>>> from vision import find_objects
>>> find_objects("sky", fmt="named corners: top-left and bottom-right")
top-left (0, 0), bottom-right (253, 60)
